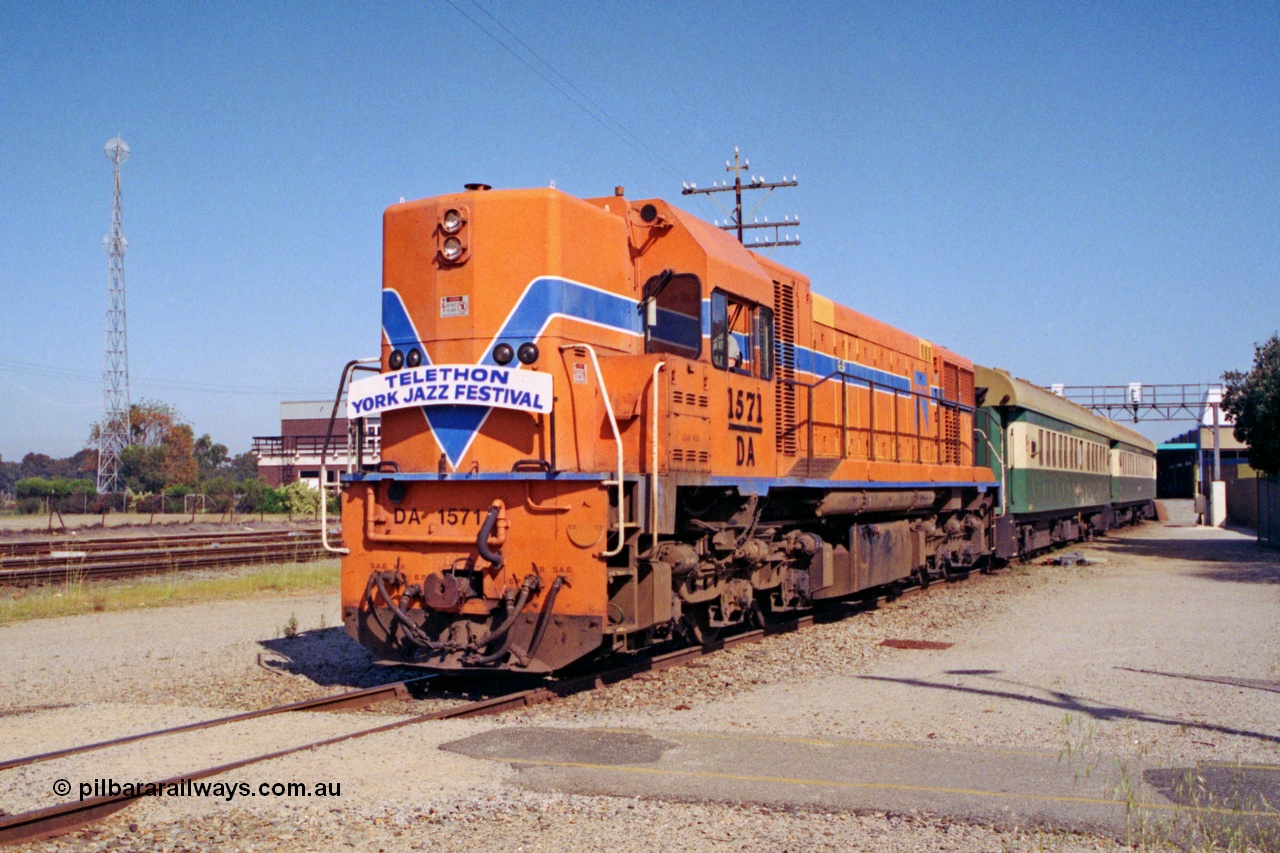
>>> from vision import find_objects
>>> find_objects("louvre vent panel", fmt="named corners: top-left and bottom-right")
top-left (959, 368), bottom-right (974, 406)
top-left (774, 280), bottom-right (798, 457)
top-left (943, 363), bottom-right (960, 401)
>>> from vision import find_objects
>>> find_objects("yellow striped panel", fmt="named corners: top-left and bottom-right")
top-left (812, 293), bottom-right (835, 327)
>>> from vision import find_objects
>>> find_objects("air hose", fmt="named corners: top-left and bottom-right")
top-left (463, 574), bottom-right (540, 666)
top-left (477, 504), bottom-right (504, 569)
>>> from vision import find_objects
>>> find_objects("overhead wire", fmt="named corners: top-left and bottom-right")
top-left (0, 358), bottom-right (331, 398)
top-left (442, 0), bottom-right (722, 220)
top-left (463, 0), bottom-right (685, 181)
top-left (442, 0), bottom-right (675, 179)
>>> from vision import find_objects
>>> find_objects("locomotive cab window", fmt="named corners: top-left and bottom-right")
top-left (642, 271), bottom-right (702, 358)
top-left (711, 290), bottom-right (773, 378)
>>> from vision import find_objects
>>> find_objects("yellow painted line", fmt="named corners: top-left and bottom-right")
top-left (492, 757), bottom-right (1280, 819)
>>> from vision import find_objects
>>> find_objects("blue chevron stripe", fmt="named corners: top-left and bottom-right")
top-left (381, 277), bottom-right (642, 468)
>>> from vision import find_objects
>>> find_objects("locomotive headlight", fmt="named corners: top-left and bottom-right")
top-left (442, 236), bottom-right (464, 261)
top-left (442, 208), bottom-right (464, 233)
top-left (406, 348), bottom-right (424, 368)
top-left (517, 342), bottom-right (539, 365)
top-left (388, 349), bottom-right (405, 370)
top-left (492, 343), bottom-right (514, 365)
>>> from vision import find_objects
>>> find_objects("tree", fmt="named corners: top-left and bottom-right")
top-left (195, 434), bottom-right (229, 482)
top-left (0, 455), bottom-right (17, 493)
top-left (1222, 333), bottom-right (1280, 477)
top-left (226, 451), bottom-right (260, 482)
top-left (128, 400), bottom-right (184, 448)
top-left (87, 400), bottom-right (199, 492)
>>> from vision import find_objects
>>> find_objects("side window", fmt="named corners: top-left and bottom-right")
top-left (643, 272), bottom-right (702, 358)
top-left (711, 290), bottom-right (757, 375)
top-left (726, 298), bottom-right (752, 375)
top-left (711, 291), bottom-right (729, 369)
top-left (757, 306), bottom-right (774, 381)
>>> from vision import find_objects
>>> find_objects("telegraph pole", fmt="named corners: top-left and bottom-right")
top-left (682, 147), bottom-right (800, 248)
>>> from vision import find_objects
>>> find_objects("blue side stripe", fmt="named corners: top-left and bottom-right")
top-left (383, 278), bottom-right (945, 465)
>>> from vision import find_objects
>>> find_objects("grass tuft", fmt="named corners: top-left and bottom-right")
top-left (0, 559), bottom-right (339, 625)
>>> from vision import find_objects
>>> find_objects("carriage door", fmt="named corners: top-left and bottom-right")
top-left (711, 290), bottom-right (774, 474)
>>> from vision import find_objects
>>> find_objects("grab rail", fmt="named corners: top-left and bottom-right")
top-left (560, 344), bottom-right (628, 557)
top-left (320, 356), bottom-right (381, 555)
top-left (650, 360), bottom-right (666, 537)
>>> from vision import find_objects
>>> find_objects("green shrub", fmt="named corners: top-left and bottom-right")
top-left (14, 477), bottom-right (50, 498)
top-left (262, 486), bottom-right (288, 514)
top-left (282, 480), bottom-right (319, 515)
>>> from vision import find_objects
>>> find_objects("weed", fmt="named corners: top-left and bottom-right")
top-left (0, 560), bottom-right (339, 625)
top-left (282, 612), bottom-right (299, 639)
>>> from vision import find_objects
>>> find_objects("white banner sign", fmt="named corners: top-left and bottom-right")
top-left (347, 365), bottom-right (553, 418)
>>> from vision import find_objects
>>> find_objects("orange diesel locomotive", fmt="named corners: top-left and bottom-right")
top-left (337, 185), bottom-right (995, 672)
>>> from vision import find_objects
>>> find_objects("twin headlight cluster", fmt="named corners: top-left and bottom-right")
top-left (439, 207), bottom-right (467, 263)
top-left (491, 342), bottom-right (539, 365)
top-left (387, 202), bottom-right (540, 372)
top-left (388, 341), bottom-right (539, 371)
top-left (387, 348), bottom-right (421, 371)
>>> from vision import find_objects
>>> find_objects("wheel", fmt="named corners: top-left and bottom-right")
top-left (752, 591), bottom-right (785, 628)
top-left (689, 603), bottom-right (720, 645)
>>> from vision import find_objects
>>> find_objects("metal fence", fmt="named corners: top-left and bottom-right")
top-left (1260, 476), bottom-right (1280, 550)
top-left (12, 492), bottom-right (237, 516)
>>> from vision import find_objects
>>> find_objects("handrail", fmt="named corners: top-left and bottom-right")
top-left (320, 357), bottom-right (381, 555)
top-left (973, 426), bottom-right (1007, 517)
top-left (650, 361), bottom-right (666, 538)
top-left (559, 344), bottom-right (627, 558)
top-left (777, 369), bottom-right (974, 468)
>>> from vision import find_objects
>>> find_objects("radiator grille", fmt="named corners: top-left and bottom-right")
top-left (944, 408), bottom-right (961, 464)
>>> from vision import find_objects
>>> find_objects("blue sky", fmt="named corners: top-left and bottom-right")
top-left (1, 1), bottom-right (1276, 460)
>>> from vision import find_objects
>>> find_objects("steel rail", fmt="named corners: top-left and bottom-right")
top-left (0, 538), bottom-right (331, 586)
top-left (0, 528), bottom-right (322, 560)
top-left (0, 676), bottom-right (436, 774)
top-left (0, 568), bottom-right (988, 847)
top-left (2, 539), bottom-right (324, 568)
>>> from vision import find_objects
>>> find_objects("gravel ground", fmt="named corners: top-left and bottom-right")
top-left (3, 507), bottom-right (1276, 852)
top-left (538, 521), bottom-right (1280, 768)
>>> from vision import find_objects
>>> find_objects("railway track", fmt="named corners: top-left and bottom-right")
top-left (0, 570), bottom-right (978, 847)
top-left (0, 529), bottom-right (329, 586)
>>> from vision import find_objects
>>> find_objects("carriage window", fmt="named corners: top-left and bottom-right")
top-left (643, 272), bottom-right (702, 358)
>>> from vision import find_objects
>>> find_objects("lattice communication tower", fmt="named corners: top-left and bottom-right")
top-left (97, 136), bottom-right (132, 494)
